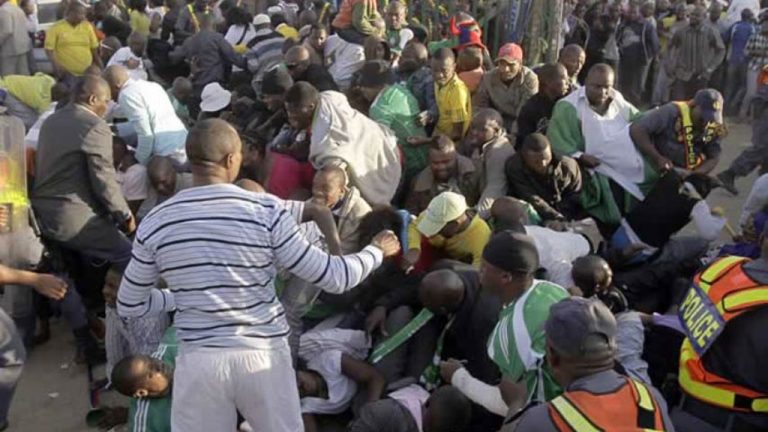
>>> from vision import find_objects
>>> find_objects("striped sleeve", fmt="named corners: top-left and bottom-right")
top-left (117, 236), bottom-right (176, 318)
top-left (271, 206), bottom-right (382, 294)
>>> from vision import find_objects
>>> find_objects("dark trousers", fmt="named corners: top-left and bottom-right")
top-left (729, 101), bottom-right (768, 177)
top-left (724, 62), bottom-right (749, 115)
top-left (0, 308), bottom-right (24, 426)
top-left (671, 77), bottom-right (708, 100)
top-left (619, 58), bottom-right (651, 107)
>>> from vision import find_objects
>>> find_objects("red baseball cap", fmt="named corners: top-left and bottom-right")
top-left (496, 43), bottom-right (523, 64)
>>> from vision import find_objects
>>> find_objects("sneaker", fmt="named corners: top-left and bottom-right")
top-left (716, 171), bottom-right (738, 196)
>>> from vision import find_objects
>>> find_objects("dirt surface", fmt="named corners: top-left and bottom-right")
top-left (6, 120), bottom-right (760, 432)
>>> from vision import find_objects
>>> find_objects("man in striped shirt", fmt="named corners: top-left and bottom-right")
top-left (117, 119), bottom-right (400, 432)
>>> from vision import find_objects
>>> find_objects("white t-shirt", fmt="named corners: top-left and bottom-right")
top-left (300, 350), bottom-right (358, 415)
top-left (324, 35), bottom-right (365, 90)
top-left (106, 47), bottom-right (148, 81)
top-left (117, 164), bottom-right (149, 202)
top-left (524, 225), bottom-right (591, 288)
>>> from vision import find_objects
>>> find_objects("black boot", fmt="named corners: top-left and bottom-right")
top-left (716, 170), bottom-right (738, 195)
top-left (73, 326), bottom-right (106, 366)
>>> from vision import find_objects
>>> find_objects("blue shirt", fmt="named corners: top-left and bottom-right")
top-left (726, 21), bottom-right (756, 65)
top-left (118, 79), bottom-right (188, 165)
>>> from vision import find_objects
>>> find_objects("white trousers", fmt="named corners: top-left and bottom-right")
top-left (171, 342), bottom-right (303, 432)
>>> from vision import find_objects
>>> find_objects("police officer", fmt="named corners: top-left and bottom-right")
top-left (509, 297), bottom-right (674, 431)
top-left (672, 224), bottom-right (768, 431)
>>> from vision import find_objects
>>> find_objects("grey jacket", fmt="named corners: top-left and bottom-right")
top-left (0, 2), bottom-right (32, 57)
top-left (31, 103), bottom-right (130, 243)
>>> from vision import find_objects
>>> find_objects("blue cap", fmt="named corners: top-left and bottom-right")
top-left (693, 88), bottom-right (724, 125)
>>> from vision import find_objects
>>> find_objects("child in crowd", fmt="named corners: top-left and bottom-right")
top-left (457, 46), bottom-right (484, 94)
top-left (102, 266), bottom-right (170, 379)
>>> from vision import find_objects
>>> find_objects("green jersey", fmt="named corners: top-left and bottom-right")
top-left (128, 327), bottom-right (177, 432)
top-left (487, 280), bottom-right (568, 403)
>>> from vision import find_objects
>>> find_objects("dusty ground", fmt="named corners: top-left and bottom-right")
top-left (6, 121), bottom-right (761, 432)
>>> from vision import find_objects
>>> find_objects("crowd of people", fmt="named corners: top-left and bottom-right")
top-left (0, 0), bottom-right (767, 430)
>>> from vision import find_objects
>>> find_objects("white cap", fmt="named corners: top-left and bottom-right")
top-left (253, 13), bottom-right (271, 26)
top-left (199, 82), bottom-right (232, 113)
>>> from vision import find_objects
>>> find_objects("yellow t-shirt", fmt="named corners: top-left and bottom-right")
top-left (44, 20), bottom-right (98, 76)
top-left (129, 10), bottom-right (151, 36)
top-left (434, 73), bottom-right (472, 137)
top-left (408, 213), bottom-right (491, 267)
top-left (0, 73), bottom-right (56, 113)
top-left (276, 23), bottom-right (299, 41)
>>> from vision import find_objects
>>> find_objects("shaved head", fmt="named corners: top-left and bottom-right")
top-left (419, 269), bottom-right (466, 315)
top-left (490, 196), bottom-right (528, 233)
top-left (73, 75), bottom-right (111, 111)
top-left (285, 45), bottom-right (310, 64)
top-left (103, 65), bottom-right (130, 88)
top-left (186, 119), bottom-right (242, 165)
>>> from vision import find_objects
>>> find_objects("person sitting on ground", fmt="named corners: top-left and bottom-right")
top-left (464, 108), bottom-right (514, 216)
top-left (473, 43), bottom-right (538, 134)
top-left (349, 385), bottom-right (472, 432)
top-left (106, 31), bottom-right (149, 81)
top-left (284, 44), bottom-right (338, 91)
top-left (104, 65), bottom-right (188, 166)
top-left (505, 133), bottom-right (582, 224)
top-left (284, 82), bottom-right (402, 206)
top-left (310, 165), bottom-right (372, 254)
top-left (303, 23), bottom-right (327, 65)
top-left (357, 60), bottom-right (427, 185)
top-left (405, 135), bottom-right (479, 215)
top-left (418, 267), bottom-right (503, 432)
top-left (432, 47), bottom-right (472, 141)
top-left (516, 63), bottom-right (571, 145)
top-left (384, 1), bottom-right (413, 61)
top-left (510, 297), bottom-right (674, 431)
top-left (548, 63), bottom-right (656, 230)
top-left (113, 136), bottom-right (148, 215)
top-left (398, 41), bottom-right (438, 130)
top-left (404, 191), bottom-right (491, 271)
top-left (448, 231), bottom-right (570, 418)
top-left (558, 44), bottom-right (586, 89)
top-left (488, 197), bottom-right (595, 288)
top-left (136, 155), bottom-right (193, 219)
top-left (249, 66), bottom-right (292, 142)
top-left (631, 88), bottom-right (725, 177)
top-left (167, 76), bottom-right (193, 126)
top-left (331, 0), bottom-right (381, 44)
top-left (457, 46), bottom-right (485, 94)
top-left (197, 82), bottom-right (232, 121)
top-left (110, 327), bottom-right (177, 432)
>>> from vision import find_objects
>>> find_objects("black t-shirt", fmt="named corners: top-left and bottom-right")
top-left (516, 93), bottom-right (558, 148)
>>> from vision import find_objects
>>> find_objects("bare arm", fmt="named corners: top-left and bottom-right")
top-left (630, 122), bottom-right (670, 171)
top-left (0, 265), bottom-right (67, 300)
top-left (340, 354), bottom-right (386, 403)
top-left (301, 202), bottom-right (343, 255)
